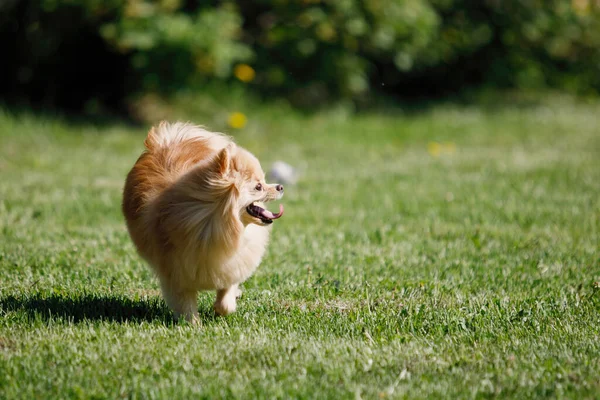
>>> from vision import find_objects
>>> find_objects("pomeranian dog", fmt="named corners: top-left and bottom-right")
top-left (122, 122), bottom-right (284, 323)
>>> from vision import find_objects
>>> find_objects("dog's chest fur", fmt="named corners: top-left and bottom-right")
top-left (175, 224), bottom-right (271, 290)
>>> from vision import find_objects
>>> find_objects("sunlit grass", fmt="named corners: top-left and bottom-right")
top-left (0, 94), bottom-right (599, 398)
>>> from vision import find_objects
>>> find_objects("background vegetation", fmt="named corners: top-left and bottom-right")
top-left (1, 0), bottom-right (600, 113)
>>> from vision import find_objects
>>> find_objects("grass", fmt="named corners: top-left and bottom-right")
top-left (0, 93), bottom-right (599, 399)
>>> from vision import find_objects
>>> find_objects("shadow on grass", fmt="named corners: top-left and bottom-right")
top-left (0, 293), bottom-right (219, 325)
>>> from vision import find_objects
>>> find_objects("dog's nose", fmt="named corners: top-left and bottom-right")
top-left (276, 184), bottom-right (284, 192)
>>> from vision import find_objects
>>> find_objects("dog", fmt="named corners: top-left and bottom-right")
top-left (122, 122), bottom-right (284, 323)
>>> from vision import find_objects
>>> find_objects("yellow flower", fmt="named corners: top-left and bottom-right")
top-left (427, 141), bottom-right (442, 158)
top-left (234, 64), bottom-right (255, 83)
top-left (228, 112), bottom-right (247, 129)
top-left (428, 141), bottom-right (457, 157)
top-left (443, 142), bottom-right (457, 154)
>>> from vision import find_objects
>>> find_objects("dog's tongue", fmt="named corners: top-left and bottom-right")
top-left (261, 204), bottom-right (284, 220)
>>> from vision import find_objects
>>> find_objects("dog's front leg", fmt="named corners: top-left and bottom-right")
top-left (214, 284), bottom-right (242, 316)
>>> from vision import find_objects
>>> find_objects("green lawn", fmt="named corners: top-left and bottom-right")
top-left (0, 94), bottom-right (599, 399)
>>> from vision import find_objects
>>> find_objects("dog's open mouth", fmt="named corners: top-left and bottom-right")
top-left (246, 202), bottom-right (284, 224)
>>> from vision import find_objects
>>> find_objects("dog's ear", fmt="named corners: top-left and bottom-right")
top-left (144, 124), bottom-right (160, 150)
top-left (213, 144), bottom-right (235, 176)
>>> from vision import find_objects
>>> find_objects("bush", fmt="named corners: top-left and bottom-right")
top-left (1, 0), bottom-right (599, 112)
top-left (484, 0), bottom-right (600, 95)
top-left (99, 2), bottom-right (252, 92)
top-left (0, 0), bottom-right (128, 111)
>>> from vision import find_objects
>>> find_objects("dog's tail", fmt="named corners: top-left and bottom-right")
top-left (144, 121), bottom-right (232, 151)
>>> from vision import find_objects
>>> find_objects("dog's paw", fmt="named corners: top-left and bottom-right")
top-left (214, 297), bottom-right (237, 316)
top-left (177, 311), bottom-right (202, 327)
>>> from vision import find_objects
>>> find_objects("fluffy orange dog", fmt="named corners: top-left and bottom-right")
top-left (122, 122), bottom-right (284, 323)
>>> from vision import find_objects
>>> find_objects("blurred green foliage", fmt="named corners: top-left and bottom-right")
top-left (1, 0), bottom-right (599, 111)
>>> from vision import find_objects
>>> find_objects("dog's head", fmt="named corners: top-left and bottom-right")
top-left (209, 144), bottom-right (284, 226)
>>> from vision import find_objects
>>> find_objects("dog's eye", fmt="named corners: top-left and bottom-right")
top-left (255, 183), bottom-right (262, 191)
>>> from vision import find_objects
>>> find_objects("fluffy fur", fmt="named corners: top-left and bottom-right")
top-left (122, 122), bottom-right (284, 323)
